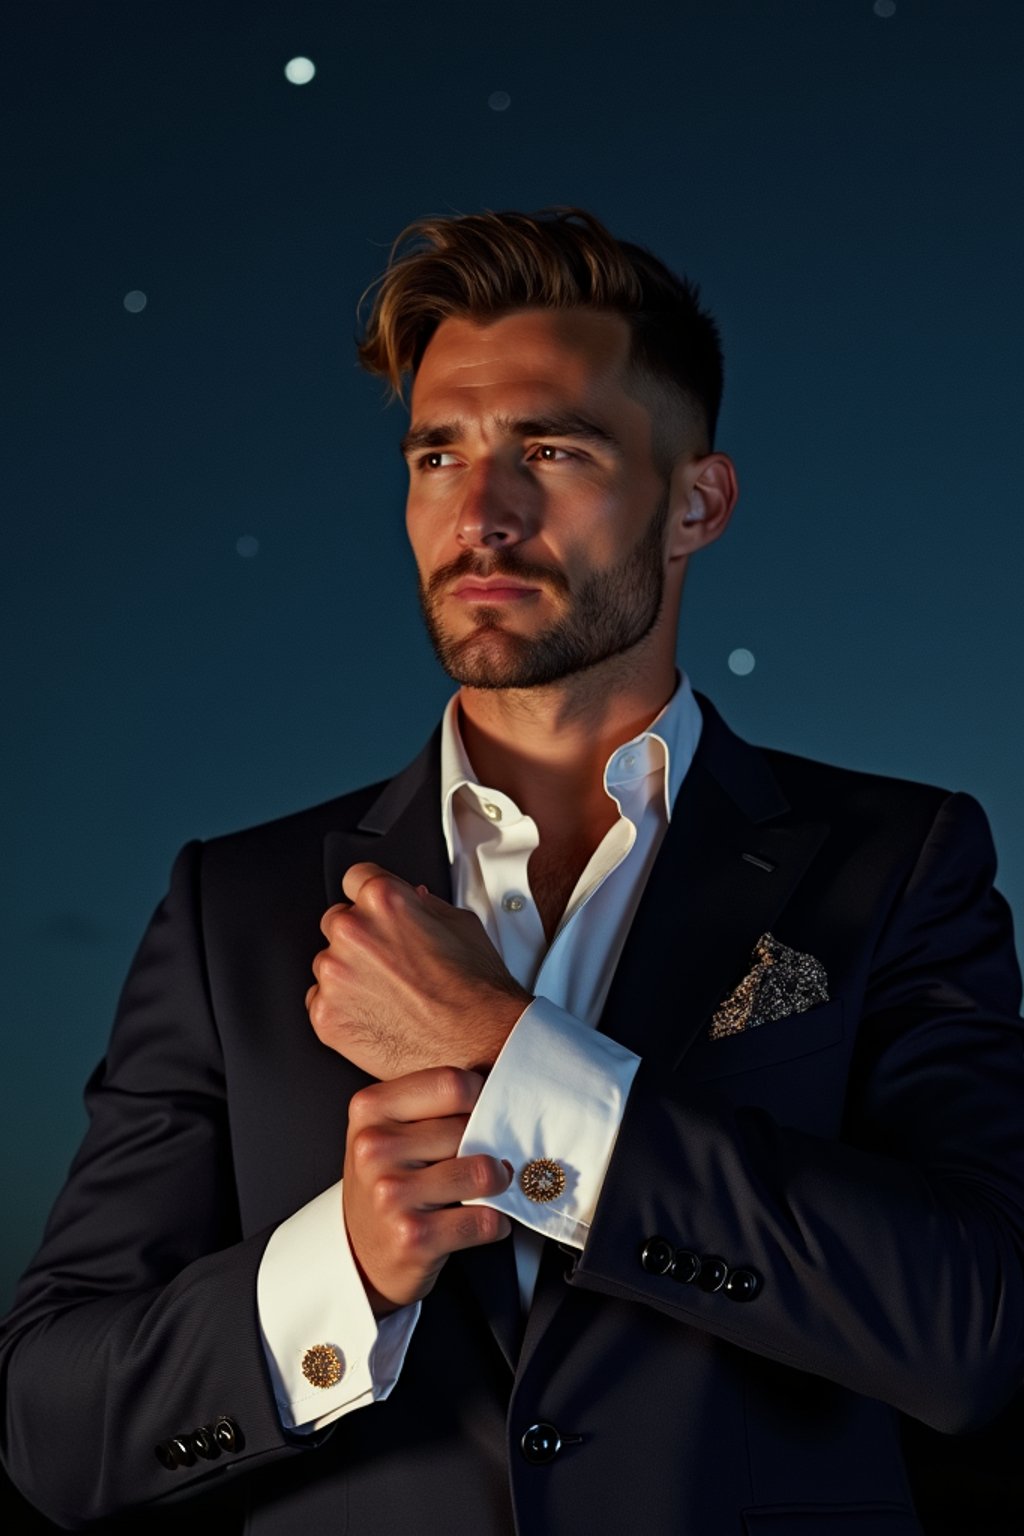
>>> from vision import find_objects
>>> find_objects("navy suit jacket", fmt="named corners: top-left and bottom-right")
top-left (2, 692), bottom-right (1023, 1535)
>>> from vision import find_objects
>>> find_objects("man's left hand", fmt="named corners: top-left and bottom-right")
top-left (306, 862), bottom-right (534, 1080)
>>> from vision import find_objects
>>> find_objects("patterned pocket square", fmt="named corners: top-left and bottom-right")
top-left (709, 933), bottom-right (829, 1041)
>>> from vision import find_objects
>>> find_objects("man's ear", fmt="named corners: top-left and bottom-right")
top-left (666, 453), bottom-right (739, 558)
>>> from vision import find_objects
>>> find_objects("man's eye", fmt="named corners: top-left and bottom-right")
top-left (417, 452), bottom-right (458, 470)
top-left (532, 445), bottom-right (573, 462)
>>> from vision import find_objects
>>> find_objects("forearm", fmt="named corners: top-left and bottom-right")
top-left (0, 841), bottom-right (304, 1524)
top-left (574, 1059), bottom-right (1024, 1432)
top-left (1, 1230), bottom-right (297, 1528)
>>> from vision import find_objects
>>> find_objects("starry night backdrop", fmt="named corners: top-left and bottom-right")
top-left (2, 2), bottom-right (1023, 1522)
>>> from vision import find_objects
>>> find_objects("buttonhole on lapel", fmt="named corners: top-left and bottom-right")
top-left (741, 852), bottom-right (777, 873)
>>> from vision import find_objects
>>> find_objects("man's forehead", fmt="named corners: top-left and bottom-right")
top-left (414, 308), bottom-right (633, 387)
top-left (409, 310), bottom-right (637, 426)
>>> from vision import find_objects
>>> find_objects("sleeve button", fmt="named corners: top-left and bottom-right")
top-left (724, 1266), bottom-right (763, 1302)
top-left (694, 1255), bottom-right (729, 1292)
top-left (154, 1440), bottom-right (178, 1471)
top-left (213, 1416), bottom-right (243, 1453)
top-left (639, 1236), bottom-right (675, 1275)
top-left (670, 1249), bottom-right (701, 1284)
top-left (191, 1425), bottom-right (217, 1458)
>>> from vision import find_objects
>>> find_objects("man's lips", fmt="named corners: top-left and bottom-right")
top-left (452, 581), bottom-right (540, 601)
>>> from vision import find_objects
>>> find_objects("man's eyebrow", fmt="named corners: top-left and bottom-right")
top-left (399, 412), bottom-right (622, 459)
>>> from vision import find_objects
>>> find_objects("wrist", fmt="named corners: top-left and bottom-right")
top-left (468, 990), bottom-right (532, 1072)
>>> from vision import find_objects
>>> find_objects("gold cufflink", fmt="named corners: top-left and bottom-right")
top-left (301, 1343), bottom-right (344, 1389)
top-left (519, 1158), bottom-right (566, 1203)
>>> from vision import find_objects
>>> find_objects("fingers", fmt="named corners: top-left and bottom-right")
top-left (347, 1154), bottom-right (513, 1289)
top-left (343, 1174), bottom-right (512, 1317)
top-left (341, 862), bottom-right (411, 907)
top-left (319, 901), bottom-right (353, 943)
top-left (323, 865), bottom-right (436, 938)
top-left (342, 1067), bottom-right (513, 1312)
top-left (348, 1112), bottom-right (473, 1171)
top-left (316, 874), bottom-right (417, 945)
top-left (348, 1066), bottom-right (485, 1128)
top-left (355, 1149), bottom-right (513, 1218)
top-left (414, 1152), bottom-right (514, 1211)
top-left (395, 1190), bottom-right (513, 1259)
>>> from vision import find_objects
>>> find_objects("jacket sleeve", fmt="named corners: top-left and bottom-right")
top-left (570, 790), bottom-right (1024, 1434)
top-left (0, 842), bottom-right (317, 1529)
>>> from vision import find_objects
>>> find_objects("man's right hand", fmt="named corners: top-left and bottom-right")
top-left (342, 1066), bottom-right (513, 1316)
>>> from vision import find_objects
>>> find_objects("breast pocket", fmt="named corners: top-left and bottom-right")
top-left (687, 998), bottom-right (845, 1083)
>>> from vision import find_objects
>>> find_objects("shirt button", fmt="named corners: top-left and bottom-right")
top-left (617, 751), bottom-right (639, 773)
top-left (502, 893), bottom-right (526, 913)
top-left (483, 802), bottom-right (502, 821)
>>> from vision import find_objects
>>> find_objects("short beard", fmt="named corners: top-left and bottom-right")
top-left (416, 487), bottom-right (671, 690)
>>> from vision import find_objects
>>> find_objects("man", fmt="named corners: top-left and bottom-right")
top-left (2, 207), bottom-right (1023, 1535)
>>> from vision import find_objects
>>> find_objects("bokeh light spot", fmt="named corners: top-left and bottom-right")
top-left (488, 90), bottom-right (511, 111)
top-left (236, 535), bottom-right (260, 558)
top-left (123, 290), bottom-right (147, 313)
top-left (728, 648), bottom-right (756, 677)
top-left (285, 57), bottom-right (316, 85)
top-left (873, 1), bottom-right (896, 17)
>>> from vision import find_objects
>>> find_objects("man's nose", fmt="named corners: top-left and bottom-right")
top-left (455, 461), bottom-right (532, 550)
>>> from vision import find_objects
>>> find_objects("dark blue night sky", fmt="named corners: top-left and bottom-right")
top-left (3, 0), bottom-right (1022, 1311)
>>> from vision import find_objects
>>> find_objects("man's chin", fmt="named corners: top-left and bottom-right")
top-left (432, 630), bottom-right (553, 690)
top-left (439, 653), bottom-right (539, 691)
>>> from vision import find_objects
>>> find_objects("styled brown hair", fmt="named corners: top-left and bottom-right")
top-left (356, 206), bottom-right (724, 454)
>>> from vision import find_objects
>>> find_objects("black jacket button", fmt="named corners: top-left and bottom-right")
top-left (192, 1425), bottom-right (218, 1458)
top-left (521, 1422), bottom-right (562, 1464)
top-left (670, 1249), bottom-right (701, 1284)
top-left (213, 1416), bottom-right (243, 1453)
top-left (639, 1237), bottom-right (674, 1275)
top-left (156, 1436), bottom-right (194, 1469)
top-left (173, 1435), bottom-right (195, 1466)
top-left (724, 1266), bottom-right (763, 1302)
top-left (694, 1256), bottom-right (728, 1292)
top-left (154, 1440), bottom-right (178, 1471)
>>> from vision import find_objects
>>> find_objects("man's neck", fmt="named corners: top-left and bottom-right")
top-left (455, 661), bottom-right (678, 848)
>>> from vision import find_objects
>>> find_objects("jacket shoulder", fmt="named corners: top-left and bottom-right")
top-left (760, 740), bottom-right (955, 818)
top-left (214, 776), bottom-right (392, 845)
top-left (694, 691), bottom-right (965, 834)
top-left (185, 774), bottom-right (396, 901)
top-left (752, 739), bottom-right (1005, 893)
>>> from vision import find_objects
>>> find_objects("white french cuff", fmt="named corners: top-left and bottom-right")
top-left (459, 995), bottom-right (641, 1248)
top-left (257, 1180), bottom-right (421, 1432)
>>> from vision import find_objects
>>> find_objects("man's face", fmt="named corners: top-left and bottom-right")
top-left (402, 308), bottom-right (679, 690)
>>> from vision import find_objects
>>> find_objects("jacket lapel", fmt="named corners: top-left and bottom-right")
top-left (596, 692), bottom-right (830, 1072)
top-left (323, 723), bottom-right (452, 904)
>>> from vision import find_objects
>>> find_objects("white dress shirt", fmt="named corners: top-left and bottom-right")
top-left (257, 669), bottom-right (703, 1432)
